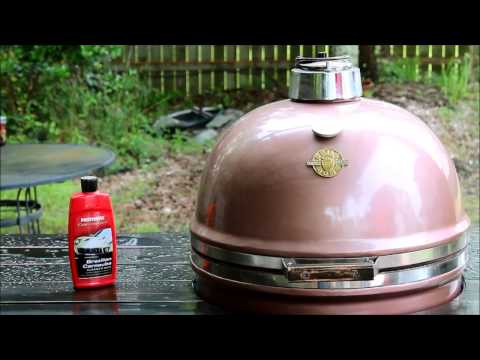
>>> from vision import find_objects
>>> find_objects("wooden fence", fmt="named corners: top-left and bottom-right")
top-left (112, 45), bottom-right (473, 96)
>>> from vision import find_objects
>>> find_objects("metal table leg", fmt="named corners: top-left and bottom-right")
top-left (0, 186), bottom-right (42, 234)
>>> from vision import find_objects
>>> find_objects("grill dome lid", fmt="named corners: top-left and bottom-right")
top-left (189, 52), bottom-right (469, 314)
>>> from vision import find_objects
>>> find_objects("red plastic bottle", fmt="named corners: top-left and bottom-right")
top-left (68, 176), bottom-right (117, 290)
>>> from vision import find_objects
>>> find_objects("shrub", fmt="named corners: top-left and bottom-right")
top-left (378, 57), bottom-right (421, 83)
top-left (378, 53), bottom-right (475, 105)
top-left (0, 45), bottom-right (173, 172)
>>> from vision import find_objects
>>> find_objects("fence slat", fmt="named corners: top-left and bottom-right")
top-left (149, 45), bottom-right (161, 88)
top-left (290, 45), bottom-right (301, 61)
top-left (264, 45), bottom-right (275, 89)
top-left (238, 45), bottom-right (250, 89)
top-left (419, 45), bottom-right (430, 74)
top-left (163, 45), bottom-right (175, 93)
top-left (252, 45), bottom-right (263, 89)
top-left (303, 45), bottom-right (313, 58)
top-left (175, 45), bottom-right (186, 94)
top-left (116, 45), bottom-right (471, 94)
top-left (224, 45), bottom-right (236, 90)
top-left (187, 45), bottom-right (199, 96)
top-left (199, 45), bottom-right (211, 93)
top-left (276, 45), bottom-right (288, 89)
top-left (432, 45), bottom-right (443, 74)
top-left (214, 45), bottom-right (223, 91)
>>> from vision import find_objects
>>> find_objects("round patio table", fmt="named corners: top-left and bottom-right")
top-left (0, 144), bottom-right (115, 234)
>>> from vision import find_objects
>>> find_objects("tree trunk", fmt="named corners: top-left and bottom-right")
top-left (329, 45), bottom-right (359, 67)
top-left (359, 45), bottom-right (378, 82)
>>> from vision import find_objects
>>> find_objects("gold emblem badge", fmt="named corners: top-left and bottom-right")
top-left (306, 148), bottom-right (348, 177)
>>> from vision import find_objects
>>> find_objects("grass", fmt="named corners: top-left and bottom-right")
top-left (434, 54), bottom-right (472, 104)
top-left (128, 223), bottom-right (163, 233)
top-left (1, 180), bottom-right (77, 234)
top-left (169, 129), bottom-right (216, 155)
top-left (0, 176), bottom-right (156, 234)
top-left (378, 54), bottom-right (474, 107)
top-left (464, 194), bottom-right (480, 224)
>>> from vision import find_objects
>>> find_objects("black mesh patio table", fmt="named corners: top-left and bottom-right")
top-left (0, 144), bottom-right (115, 234)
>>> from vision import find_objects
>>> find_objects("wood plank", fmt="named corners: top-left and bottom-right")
top-left (418, 45), bottom-right (430, 75)
top-left (277, 45), bottom-right (288, 89)
top-left (146, 45), bottom-right (153, 87)
top-left (0, 233), bottom-right (191, 247)
top-left (0, 262), bottom-right (193, 283)
top-left (150, 45), bottom-right (162, 89)
top-left (406, 45), bottom-right (417, 58)
top-left (135, 46), bottom-right (149, 84)
top-left (196, 45), bottom-right (203, 95)
top-left (224, 45), bottom-right (236, 90)
top-left (214, 45), bottom-right (224, 91)
top-left (113, 62), bottom-right (291, 73)
top-left (175, 45), bottom-right (186, 94)
top-left (431, 45), bottom-right (444, 74)
top-left (289, 44), bottom-right (301, 62)
top-left (163, 45), bottom-right (175, 93)
top-left (201, 45), bottom-right (213, 93)
top-left (238, 45), bottom-right (250, 89)
top-left (264, 45), bottom-right (275, 89)
top-left (251, 45), bottom-right (263, 89)
top-left (136, 45), bottom-right (149, 62)
top-left (186, 45), bottom-right (199, 97)
top-left (234, 45), bottom-right (241, 89)
top-left (0, 280), bottom-right (196, 303)
top-left (0, 301), bottom-right (223, 315)
top-left (0, 247), bottom-right (188, 266)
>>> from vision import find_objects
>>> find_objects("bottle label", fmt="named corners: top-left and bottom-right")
top-left (74, 228), bottom-right (113, 278)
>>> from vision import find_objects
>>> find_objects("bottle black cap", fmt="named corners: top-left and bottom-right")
top-left (81, 176), bottom-right (98, 192)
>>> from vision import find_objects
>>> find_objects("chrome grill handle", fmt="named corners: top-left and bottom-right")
top-left (282, 258), bottom-right (377, 282)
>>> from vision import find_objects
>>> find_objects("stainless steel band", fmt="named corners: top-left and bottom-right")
top-left (191, 234), bottom-right (467, 271)
top-left (191, 250), bottom-right (466, 290)
top-left (190, 234), bottom-right (468, 289)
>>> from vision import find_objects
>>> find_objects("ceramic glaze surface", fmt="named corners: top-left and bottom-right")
top-left (192, 98), bottom-right (469, 257)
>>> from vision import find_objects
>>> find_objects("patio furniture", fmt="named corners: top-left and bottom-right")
top-left (0, 144), bottom-right (115, 234)
top-left (0, 225), bottom-right (478, 315)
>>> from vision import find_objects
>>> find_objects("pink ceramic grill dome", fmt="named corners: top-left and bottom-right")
top-left (190, 53), bottom-right (470, 314)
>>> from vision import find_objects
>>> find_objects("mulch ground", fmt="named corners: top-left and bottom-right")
top-left (103, 84), bottom-right (479, 231)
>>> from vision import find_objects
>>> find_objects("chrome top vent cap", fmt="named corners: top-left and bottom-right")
top-left (289, 52), bottom-right (363, 102)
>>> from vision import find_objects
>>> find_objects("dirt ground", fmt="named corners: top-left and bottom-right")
top-left (103, 84), bottom-right (479, 232)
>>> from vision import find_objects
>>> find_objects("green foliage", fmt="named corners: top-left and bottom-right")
top-left (379, 54), bottom-right (475, 105)
top-left (429, 54), bottom-right (473, 105)
top-left (169, 129), bottom-right (210, 154)
top-left (464, 194), bottom-right (480, 224)
top-left (0, 180), bottom-right (78, 234)
top-left (378, 57), bottom-right (421, 83)
top-left (127, 222), bottom-right (162, 233)
top-left (0, 45), bottom-right (174, 172)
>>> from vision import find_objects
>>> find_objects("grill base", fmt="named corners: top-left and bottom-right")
top-left (192, 270), bottom-right (463, 315)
